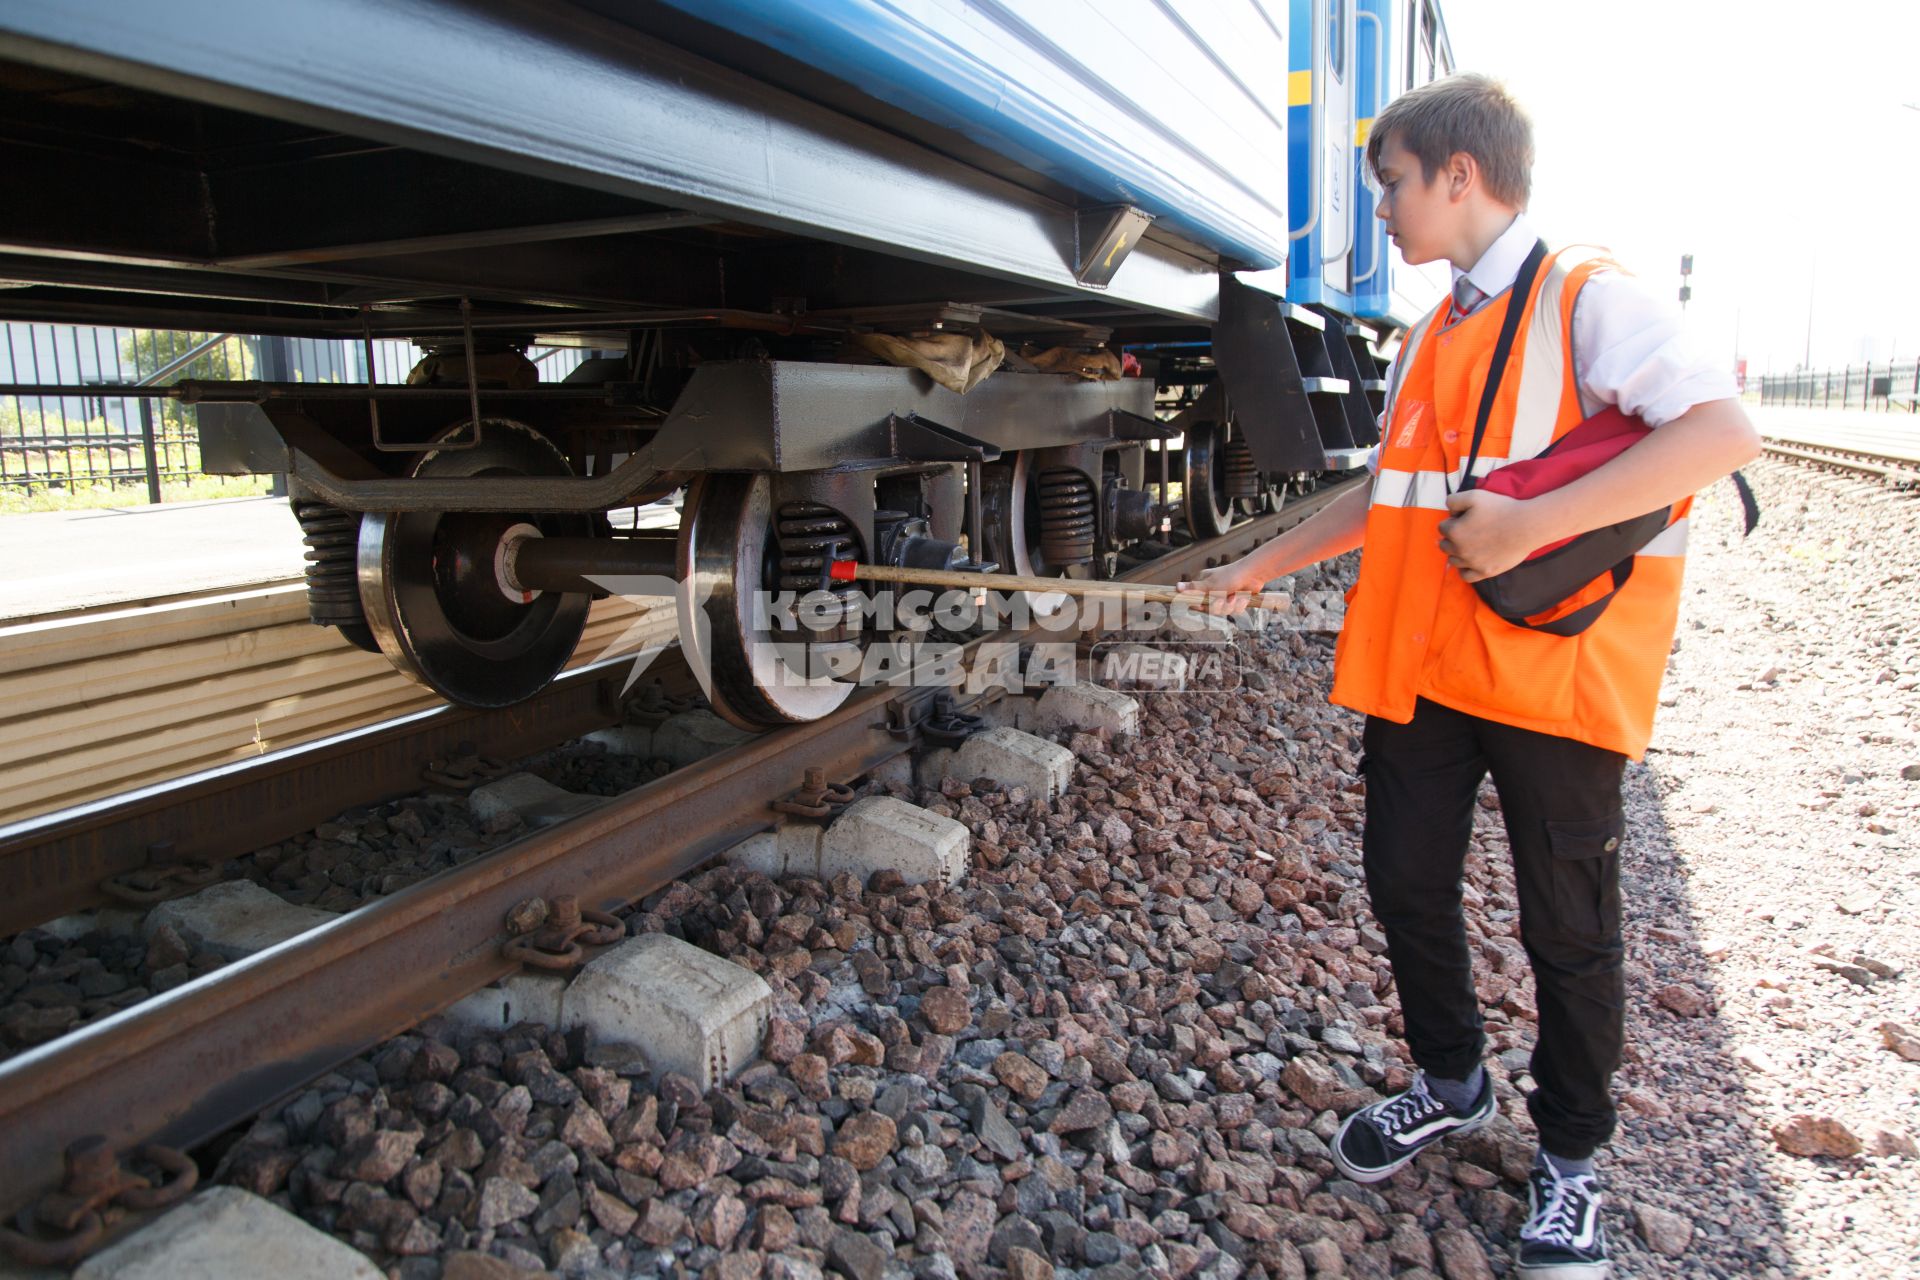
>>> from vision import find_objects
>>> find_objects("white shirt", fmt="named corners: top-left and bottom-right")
top-left (1364, 213), bottom-right (1736, 473)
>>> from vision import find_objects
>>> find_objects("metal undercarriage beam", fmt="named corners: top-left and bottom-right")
top-left (650, 362), bottom-right (1159, 473)
top-left (182, 363), bottom-right (1161, 510)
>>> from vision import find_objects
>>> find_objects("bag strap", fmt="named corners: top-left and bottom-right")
top-left (1453, 238), bottom-right (1551, 495)
top-left (1730, 468), bottom-right (1761, 535)
top-left (1509, 559), bottom-right (1632, 636)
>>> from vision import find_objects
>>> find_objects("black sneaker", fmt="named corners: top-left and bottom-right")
top-left (1516, 1161), bottom-right (1611, 1277)
top-left (1330, 1070), bottom-right (1496, 1183)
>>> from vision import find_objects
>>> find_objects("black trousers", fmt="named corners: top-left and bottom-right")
top-left (1361, 697), bottom-right (1627, 1160)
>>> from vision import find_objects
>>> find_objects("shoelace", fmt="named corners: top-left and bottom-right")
top-left (1372, 1075), bottom-right (1446, 1135)
top-left (1522, 1168), bottom-right (1599, 1245)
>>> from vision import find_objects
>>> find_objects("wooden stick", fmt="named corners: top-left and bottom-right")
top-left (826, 561), bottom-right (1291, 613)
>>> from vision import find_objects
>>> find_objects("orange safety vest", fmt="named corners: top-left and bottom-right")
top-left (1330, 247), bottom-right (1691, 760)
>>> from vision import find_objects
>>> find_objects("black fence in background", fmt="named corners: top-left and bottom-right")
top-left (0, 327), bottom-right (595, 501)
top-left (1757, 359), bottom-right (1920, 412)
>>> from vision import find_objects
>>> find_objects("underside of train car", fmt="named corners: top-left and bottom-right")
top-left (0, 0), bottom-right (1424, 728)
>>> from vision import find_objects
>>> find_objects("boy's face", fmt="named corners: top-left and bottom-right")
top-left (1370, 136), bottom-right (1459, 266)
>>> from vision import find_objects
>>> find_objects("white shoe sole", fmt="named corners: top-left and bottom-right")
top-left (1328, 1102), bottom-right (1495, 1184)
top-left (1514, 1259), bottom-right (1610, 1278)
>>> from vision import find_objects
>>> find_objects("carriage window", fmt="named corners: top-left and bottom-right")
top-left (1405, 1), bottom-right (1418, 90)
top-left (1329, 0), bottom-right (1346, 83)
top-left (1419, 1), bottom-right (1437, 83)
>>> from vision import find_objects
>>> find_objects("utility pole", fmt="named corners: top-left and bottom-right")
top-left (1804, 248), bottom-right (1816, 372)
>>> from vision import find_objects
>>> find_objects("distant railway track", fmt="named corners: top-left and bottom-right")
top-left (1761, 438), bottom-right (1920, 486)
top-left (0, 476), bottom-right (1360, 1234)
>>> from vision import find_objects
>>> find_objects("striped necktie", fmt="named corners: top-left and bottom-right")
top-left (1452, 276), bottom-right (1487, 317)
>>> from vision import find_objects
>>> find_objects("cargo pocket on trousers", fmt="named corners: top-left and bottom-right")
top-left (1545, 813), bottom-right (1624, 939)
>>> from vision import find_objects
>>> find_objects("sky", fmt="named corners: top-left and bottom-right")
top-left (1436, 0), bottom-right (1920, 374)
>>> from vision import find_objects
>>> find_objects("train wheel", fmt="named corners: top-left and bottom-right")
top-left (676, 472), bottom-right (858, 731)
top-left (1182, 419), bottom-right (1239, 540)
top-left (358, 420), bottom-right (591, 708)
top-left (1262, 475), bottom-right (1290, 514)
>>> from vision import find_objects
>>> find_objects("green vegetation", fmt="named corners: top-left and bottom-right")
top-left (2, 330), bottom-right (266, 510)
top-left (0, 473), bottom-right (274, 515)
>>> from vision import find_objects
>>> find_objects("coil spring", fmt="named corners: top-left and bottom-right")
top-left (774, 503), bottom-right (857, 592)
top-left (1222, 439), bottom-right (1262, 500)
top-left (774, 502), bottom-right (860, 639)
top-left (1036, 468), bottom-right (1096, 565)
top-left (293, 499), bottom-right (367, 630)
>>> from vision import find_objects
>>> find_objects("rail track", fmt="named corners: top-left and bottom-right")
top-left (0, 476), bottom-right (1358, 1243)
top-left (1760, 440), bottom-right (1920, 486)
top-left (1758, 415), bottom-right (1920, 486)
top-left (0, 656), bottom-right (680, 938)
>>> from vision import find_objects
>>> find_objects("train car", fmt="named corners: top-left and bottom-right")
top-left (1307, 0), bottom-right (1459, 326)
top-left (1284, 0), bottom-right (1455, 424)
top-left (1350, 0), bottom-right (1457, 325)
top-left (1360, 0), bottom-right (1458, 328)
top-left (0, 0), bottom-right (1455, 729)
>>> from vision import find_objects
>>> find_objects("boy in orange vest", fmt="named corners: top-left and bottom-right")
top-left (1187, 75), bottom-right (1759, 1277)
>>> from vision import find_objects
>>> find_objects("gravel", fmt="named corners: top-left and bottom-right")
top-left (27, 456), bottom-right (1912, 1278)
top-left (206, 548), bottom-right (1461, 1280)
top-left (1598, 459), bottom-right (1919, 1277)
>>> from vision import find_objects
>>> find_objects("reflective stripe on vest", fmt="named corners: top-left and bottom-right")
top-left (1371, 457), bottom-right (1507, 510)
top-left (1639, 517), bottom-right (1689, 557)
top-left (1333, 246), bottom-right (1692, 760)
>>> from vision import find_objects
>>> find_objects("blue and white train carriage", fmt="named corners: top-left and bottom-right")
top-left (1298, 0), bottom-right (1457, 324)
top-left (0, 0), bottom-right (1458, 726)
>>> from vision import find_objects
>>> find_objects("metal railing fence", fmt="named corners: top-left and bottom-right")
top-left (0, 325), bottom-right (599, 500)
top-left (1756, 359), bottom-right (1920, 412)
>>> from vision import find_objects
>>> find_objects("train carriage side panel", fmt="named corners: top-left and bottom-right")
top-left (1349, 0), bottom-right (1393, 318)
top-left (1286, 0), bottom-right (1357, 313)
top-left (647, 0), bottom-right (1296, 278)
top-left (1379, 0), bottom-right (1456, 327)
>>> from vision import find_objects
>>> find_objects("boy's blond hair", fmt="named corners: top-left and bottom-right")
top-left (1366, 73), bottom-right (1533, 209)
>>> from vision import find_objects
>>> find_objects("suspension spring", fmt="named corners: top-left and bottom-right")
top-left (1036, 468), bottom-right (1096, 565)
top-left (292, 499), bottom-right (367, 631)
top-left (774, 502), bottom-right (861, 641)
top-left (1222, 440), bottom-right (1263, 500)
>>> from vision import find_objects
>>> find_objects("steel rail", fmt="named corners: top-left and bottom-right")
top-left (0, 480), bottom-right (1356, 1222)
top-left (1761, 439), bottom-right (1920, 485)
top-left (0, 658), bottom-right (655, 939)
